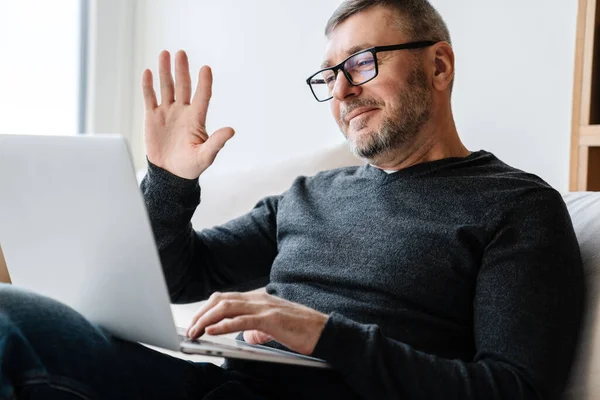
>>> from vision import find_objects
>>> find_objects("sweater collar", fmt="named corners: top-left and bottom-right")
top-left (359, 150), bottom-right (491, 183)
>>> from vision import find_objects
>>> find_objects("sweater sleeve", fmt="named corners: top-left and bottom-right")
top-left (140, 160), bottom-right (279, 303)
top-left (311, 189), bottom-right (584, 400)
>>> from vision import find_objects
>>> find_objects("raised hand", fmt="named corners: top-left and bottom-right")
top-left (142, 50), bottom-right (234, 179)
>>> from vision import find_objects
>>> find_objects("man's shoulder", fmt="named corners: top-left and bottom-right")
top-left (459, 150), bottom-right (553, 192)
top-left (467, 152), bottom-right (566, 222)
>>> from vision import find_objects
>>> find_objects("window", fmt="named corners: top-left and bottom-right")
top-left (0, 0), bottom-right (87, 135)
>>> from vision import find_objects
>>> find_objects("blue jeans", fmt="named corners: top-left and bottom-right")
top-left (0, 284), bottom-right (275, 400)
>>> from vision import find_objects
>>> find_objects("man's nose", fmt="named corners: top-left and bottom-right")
top-left (332, 71), bottom-right (361, 101)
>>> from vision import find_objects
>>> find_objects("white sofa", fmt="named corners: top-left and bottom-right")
top-left (0, 144), bottom-right (594, 396)
top-left (167, 144), bottom-right (600, 399)
top-left (562, 191), bottom-right (600, 399)
top-left (0, 143), bottom-right (596, 396)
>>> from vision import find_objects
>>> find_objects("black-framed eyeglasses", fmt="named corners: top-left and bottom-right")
top-left (306, 41), bottom-right (438, 102)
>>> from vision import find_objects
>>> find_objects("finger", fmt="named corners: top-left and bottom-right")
top-left (196, 130), bottom-right (209, 143)
top-left (174, 50), bottom-right (192, 104)
top-left (141, 69), bottom-right (158, 110)
top-left (158, 50), bottom-right (175, 104)
top-left (191, 65), bottom-right (213, 127)
top-left (246, 287), bottom-right (267, 295)
top-left (186, 291), bottom-right (241, 336)
top-left (186, 291), bottom-right (223, 336)
top-left (206, 315), bottom-right (265, 336)
top-left (189, 300), bottom-right (263, 339)
top-left (243, 330), bottom-right (272, 344)
top-left (196, 127), bottom-right (235, 170)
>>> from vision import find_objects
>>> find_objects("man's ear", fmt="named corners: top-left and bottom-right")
top-left (431, 42), bottom-right (455, 92)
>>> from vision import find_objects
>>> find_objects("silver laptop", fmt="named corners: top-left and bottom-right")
top-left (0, 134), bottom-right (329, 369)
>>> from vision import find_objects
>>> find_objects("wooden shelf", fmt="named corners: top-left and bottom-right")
top-left (590, 0), bottom-right (600, 124)
top-left (571, 0), bottom-right (600, 191)
top-left (589, 147), bottom-right (600, 190)
top-left (0, 246), bottom-right (10, 284)
top-left (579, 125), bottom-right (600, 145)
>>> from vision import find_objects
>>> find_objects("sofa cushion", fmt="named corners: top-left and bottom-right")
top-left (191, 144), bottom-right (363, 229)
top-left (562, 192), bottom-right (600, 399)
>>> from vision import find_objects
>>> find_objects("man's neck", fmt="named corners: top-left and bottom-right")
top-left (369, 113), bottom-right (469, 172)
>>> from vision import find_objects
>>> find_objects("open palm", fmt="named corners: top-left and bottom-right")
top-left (142, 50), bottom-right (234, 179)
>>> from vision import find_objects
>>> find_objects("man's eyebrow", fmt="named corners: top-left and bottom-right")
top-left (320, 43), bottom-right (374, 69)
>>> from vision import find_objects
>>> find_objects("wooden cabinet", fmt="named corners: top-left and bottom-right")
top-left (0, 246), bottom-right (10, 284)
top-left (571, 0), bottom-right (600, 191)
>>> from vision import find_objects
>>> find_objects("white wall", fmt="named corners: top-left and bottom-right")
top-left (105, 0), bottom-right (577, 190)
top-left (129, 0), bottom-right (344, 173)
top-left (431, 0), bottom-right (578, 190)
top-left (85, 0), bottom-right (137, 141)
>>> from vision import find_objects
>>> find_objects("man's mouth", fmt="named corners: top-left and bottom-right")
top-left (344, 107), bottom-right (379, 124)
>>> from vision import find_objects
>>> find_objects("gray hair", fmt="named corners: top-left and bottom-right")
top-left (325, 0), bottom-right (451, 45)
top-left (325, 0), bottom-right (454, 93)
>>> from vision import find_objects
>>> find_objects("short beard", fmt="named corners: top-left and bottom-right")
top-left (343, 63), bottom-right (432, 162)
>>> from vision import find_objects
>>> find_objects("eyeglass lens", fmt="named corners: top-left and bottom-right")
top-left (309, 51), bottom-right (376, 101)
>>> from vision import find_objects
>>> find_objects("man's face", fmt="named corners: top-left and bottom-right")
top-left (323, 7), bottom-right (433, 160)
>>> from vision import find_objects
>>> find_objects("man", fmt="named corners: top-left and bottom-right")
top-left (0, 1), bottom-right (583, 399)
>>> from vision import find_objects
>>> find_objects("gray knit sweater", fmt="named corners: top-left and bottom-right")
top-left (140, 150), bottom-right (583, 400)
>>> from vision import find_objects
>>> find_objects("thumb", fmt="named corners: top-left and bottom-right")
top-left (243, 330), bottom-right (272, 345)
top-left (197, 126), bottom-right (235, 169)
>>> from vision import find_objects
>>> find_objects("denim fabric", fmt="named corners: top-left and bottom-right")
top-left (0, 284), bottom-right (271, 400)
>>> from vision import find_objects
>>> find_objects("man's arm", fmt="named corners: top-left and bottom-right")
top-left (310, 189), bottom-right (584, 399)
top-left (140, 50), bottom-right (280, 303)
top-left (141, 160), bottom-right (279, 303)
